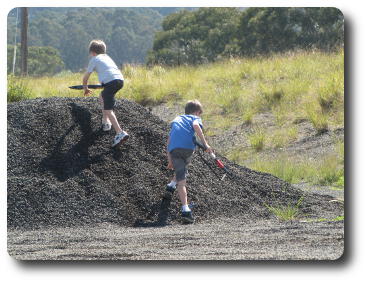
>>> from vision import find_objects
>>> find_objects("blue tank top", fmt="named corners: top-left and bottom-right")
top-left (168, 115), bottom-right (203, 152)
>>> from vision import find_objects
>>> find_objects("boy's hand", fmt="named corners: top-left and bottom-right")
top-left (167, 160), bottom-right (174, 170)
top-left (84, 88), bottom-right (92, 96)
top-left (205, 145), bottom-right (214, 154)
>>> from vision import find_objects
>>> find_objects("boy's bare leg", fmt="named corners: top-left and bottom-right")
top-left (177, 180), bottom-right (188, 207)
top-left (99, 94), bottom-right (110, 124)
top-left (103, 110), bottom-right (123, 134)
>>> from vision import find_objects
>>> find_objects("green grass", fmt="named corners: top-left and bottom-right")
top-left (317, 72), bottom-right (344, 112)
top-left (226, 146), bottom-right (250, 164)
top-left (307, 215), bottom-right (344, 222)
top-left (236, 137), bottom-right (345, 186)
top-left (7, 76), bottom-right (33, 102)
top-left (332, 215), bottom-right (344, 221)
top-left (316, 155), bottom-right (344, 186)
top-left (271, 127), bottom-right (298, 148)
top-left (266, 197), bottom-right (304, 221)
top-left (305, 102), bottom-right (329, 134)
top-left (245, 151), bottom-right (344, 186)
top-left (7, 71), bottom-right (91, 99)
top-left (9, 50), bottom-right (344, 136)
top-left (248, 127), bottom-right (265, 151)
top-left (249, 156), bottom-right (310, 184)
top-left (335, 176), bottom-right (344, 187)
top-left (242, 109), bottom-right (255, 125)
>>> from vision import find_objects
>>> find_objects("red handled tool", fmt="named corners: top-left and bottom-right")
top-left (193, 138), bottom-right (233, 180)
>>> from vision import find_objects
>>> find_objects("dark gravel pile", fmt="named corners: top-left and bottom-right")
top-left (7, 97), bottom-right (342, 229)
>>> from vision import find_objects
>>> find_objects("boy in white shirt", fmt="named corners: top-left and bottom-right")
top-left (82, 39), bottom-right (129, 147)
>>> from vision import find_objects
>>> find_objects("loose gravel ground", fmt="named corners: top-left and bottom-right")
top-left (7, 97), bottom-right (344, 260)
top-left (8, 218), bottom-right (344, 260)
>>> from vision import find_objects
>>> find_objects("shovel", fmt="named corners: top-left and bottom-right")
top-left (69, 84), bottom-right (104, 90)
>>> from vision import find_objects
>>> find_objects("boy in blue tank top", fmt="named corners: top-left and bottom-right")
top-left (166, 100), bottom-right (213, 224)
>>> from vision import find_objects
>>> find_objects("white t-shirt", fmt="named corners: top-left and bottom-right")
top-left (87, 54), bottom-right (124, 84)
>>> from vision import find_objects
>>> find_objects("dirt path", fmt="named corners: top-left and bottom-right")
top-left (8, 218), bottom-right (343, 260)
top-left (294, 183), bottom-right (344, 201)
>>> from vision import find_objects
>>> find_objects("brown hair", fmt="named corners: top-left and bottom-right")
top-left (185, 99), bottom-right (203, 115)
top-left (89, 40), bottom-right (106, 54)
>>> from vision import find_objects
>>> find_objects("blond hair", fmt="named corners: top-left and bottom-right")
top-left (89, 40), bottom-right (106, 54)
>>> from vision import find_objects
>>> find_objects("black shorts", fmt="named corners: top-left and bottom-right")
top-left (101, 79), bottom-right (124, 110)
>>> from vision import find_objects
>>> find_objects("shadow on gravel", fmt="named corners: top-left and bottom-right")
top-left (134, 194), bottom-right (173, 227)
top-left (40, 103), bottom-right (106, 182)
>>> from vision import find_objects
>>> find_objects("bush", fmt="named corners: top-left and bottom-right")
top-left (7, 77), bottom-right (33, 102)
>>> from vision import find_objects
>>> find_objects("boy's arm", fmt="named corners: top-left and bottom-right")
top-left (193, 123), bottom-right (213, 153)
top-left (82, 72), bottom-right (92, 96)
top-left (166, 136), bottom-right (173, 169)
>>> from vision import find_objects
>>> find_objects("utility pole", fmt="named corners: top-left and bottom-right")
top-left (20, 7), bottom-right (28, 76)
top-left (12, 8), bottom-right (19, 75)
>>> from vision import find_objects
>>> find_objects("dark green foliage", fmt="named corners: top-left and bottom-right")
top-left (7, 45), bottom-right (64, 76)
top-left (149, 7), bottom-right (344, 65)
top-left (238, 7), bottom-right (344, 55)
top-left (290, 8), bottom-right (344, 50)
top-left (238, 8), bottom-right (297, 55)
top-left (7, 7), bottom-right (169, 72)
top-left (147, 8), bottom-right (241, 65)
top-left (7, 7), bottom-right (344, 70)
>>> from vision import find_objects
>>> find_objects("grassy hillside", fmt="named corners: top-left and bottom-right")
top-left (7, 50), bottom-right (344, 187)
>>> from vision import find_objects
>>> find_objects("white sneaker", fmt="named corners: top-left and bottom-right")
top-left (166, 184), bottom-right (176, 193)
top-left (112, 131), bottom-right (129, 147)
top-left (102, 123), bottom-right (112, 131)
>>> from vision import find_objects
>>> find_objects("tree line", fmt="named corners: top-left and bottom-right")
top-left (147, 7), bottom-right (344, 66)
top-left (7, 7), bottom-right (344, 75)
top-left (7, 7), bottom-right (173, 75)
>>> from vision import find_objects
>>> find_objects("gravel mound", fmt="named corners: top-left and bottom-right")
top-left (7, 97), bottom-right (342, 229)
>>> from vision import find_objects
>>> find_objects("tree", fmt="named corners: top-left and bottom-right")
top-left (148, 7), bottom-right (343, 65)
top-left (148, 8), bottom-right (240, 65)
top-left (289, 8), bottom-right (344, 50)
top-left (27, 46), bottom-right (65, 75)
top-left (7, 7), bottom-right (165, 71)
top-left (237, 8), bottom-right (297, 55)
top-left (237, 7), bottom-right (343, 55)
top-left (7, 45), bottom-right (64, 76)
